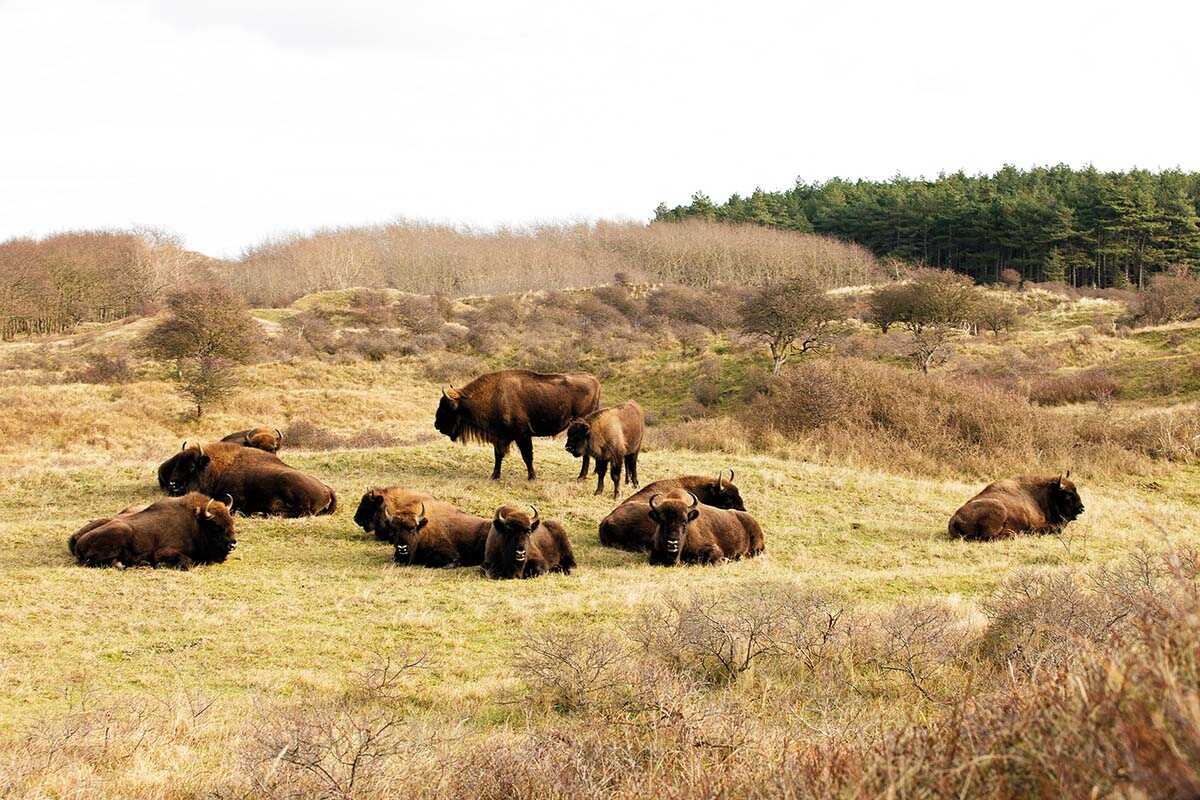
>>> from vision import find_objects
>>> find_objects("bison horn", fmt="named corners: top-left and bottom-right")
top-left (529, 505), bottom-right (540, 525)
top-left (204, 497), bottom-right (216, 517)
top-left (417, 502), bottom-right (426, 526)
top-left (275, 428), bottom-right (283, 442)
top-left (649, 493), bottom-right (661, 511)
top-left (225, 493), bottom-right (235, 515)
top-left (181, 441), bottom-right (188, 451)
top-left (687, 491), bottom-right (699, 510)
top-left (495, 507), bottom-right (507, 526)
top-left (727, 468), bottom-right (734, 483)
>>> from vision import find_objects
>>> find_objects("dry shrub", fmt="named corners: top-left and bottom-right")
top-left (646, 284), bottom-right (740, 329)
top-left (1028, 368), bottom-right (1118, 405)
top-left (516, 629), bottom-right (629, 712)
top-left (646, 418), bottom-right (751, 454)
top-left (282, 420), bottom-right (398, 450)
top-left (66, 353), bottom-right (134, 384)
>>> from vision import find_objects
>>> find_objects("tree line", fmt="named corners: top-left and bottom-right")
top-left (655, 165), bottom-right (1200, 288)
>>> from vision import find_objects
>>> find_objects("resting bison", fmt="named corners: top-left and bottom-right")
top-left (157, 442), bottom-right (336, 517)
top-left (68, 493), bottom-right (236, 569)
top-left (434, 369), bottom-right (601, 481)
top-left (565, 400), bottom-right (645, 499)
top-left (598, 471), bottom-right (746, 551)
top-left (647, 490), bottom-right (764, 567)
top-left (482, 505), bottom-right (576, 579)
top-left (354, 487), bottom-right (491, 567)
top-left (221, 426), bottom-right (283, 453)
top-left (948, 473), bottom-right (1084, 541)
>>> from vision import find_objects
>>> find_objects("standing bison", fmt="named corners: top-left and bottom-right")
top-left (948, 473), bottom-right (1085, 541)
top-left (354, 487), bottom-right (491, 567)
top-left (68, 493), bottom-right (237, 569)
top-left (598, 472), bottom-right (746, 551)
top-left (482, 505), bottom-right (576, 579)
top-left (565, 400), bottom-right (645, 499)
top-left (646, 490), bottom-right (764, 567)
top-left (434, 369), bottom-right (601, 480)
top-left (221, 426), bottom-right (283, 453)
top-left (157, 442), bottom-right (336, 517)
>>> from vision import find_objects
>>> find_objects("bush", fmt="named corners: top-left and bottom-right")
top-left (1137, 267), bottom-right (1200, 323)
top-left (67, 353), bottom-right (134, 384)
top-left (1028, 368), bottom-right (1118, 405)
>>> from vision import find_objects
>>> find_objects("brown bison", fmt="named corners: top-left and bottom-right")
top-left (948, 473), bottom-right (1085, 541)
top-left (434, 369), bottom-right (601, 480)
top-left (598, 471), bottom-right (746, 551)
top-left (565, 400), bottom-right (645, 499)
top-left (68, 492), bottom-right (237, 569)
top-left (157, 441), bottom-right (336, 517)
top-left (221, 426), bottom-right (283, 453)
top-left (646, 490), bottom-right (764, 567)
top-left (482, 505), bottom-right (576, 579)
top-left (353, 487), bottom-right (491, 567)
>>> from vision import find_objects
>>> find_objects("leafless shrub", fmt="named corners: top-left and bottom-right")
top-left (421, 352), bottom-right (486, 384)
top-left (1028, 368), bottom-right (1118, 405)
top-left (515, 629), bottom-right (630, 712)
top-left (67, 353), bottom-right (134, 384)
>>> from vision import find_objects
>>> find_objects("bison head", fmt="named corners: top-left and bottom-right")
top-left (384, 502), bottom-right (428, 564)
top-left (564, 419), bottom-right (591, 458)
top-left (1048, 472), bottom-right (1085, 524)
top-left (353, 490), bottom-right (388, 537)
top-left (434, 387), bottom-right (464, 441)
top-left (491, 505), bottom-right (540, 571)
top-left (245, 427), bottom-right (282, 453)
top-left (193, 494), bottom-right (237, 564)
top-left (706, 469), bottom-right (746, 512)
top-left (648, 491), bottom-right (699, 564)
top-left (161, 442), bottom-right (210, 496)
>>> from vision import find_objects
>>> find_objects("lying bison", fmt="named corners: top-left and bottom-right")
top-left (434, 369), bottom-right (600, 481)
top-left (221, 426), bottom-right (283, 453)
top-left (482, 505), bottom-right (575, 579)
top-left (598, 471), bottom-right (746, 551)
top-left (69, 493), bottom-right (236, 569)
top-left (565, 400), bottom-right (645, 499)
top-left (157, 442), bottom-right (336, 517)
top-left (949, 473), bottom-right (1084, 541)
top-left (354, 487), bottom-right (491, 567)
top-left (647, 490), bottom-right (764, 567)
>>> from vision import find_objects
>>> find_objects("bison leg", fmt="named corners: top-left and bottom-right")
top-left (609, 459), bottom-right (623, 500)
top-left (624, 452), bottom-right (639, 487)
top-left (695, 544), bottom-right (725, 565)
top-left (593, 459), bottom-right (608, 495)
top-left (153, 548), bottom-right (193, 570)
top-left (577, 452), bottom-right (591, 480)
top-left (491, 441), bottom-right (507, 480)
top-left (516, 435), bottom-right (536, 481)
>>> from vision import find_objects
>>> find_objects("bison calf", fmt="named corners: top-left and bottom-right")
top-left (69, 493), bottom-right (237, 570)
top-left (565, 400), bottom-right (645, 499)
top-left (158, 442), bottom-right (336, 517)
top-left (482, 505), bottom-right (576, 579)
top-left (647, 490), bottom-right (763, 567)
top-left (599, 471), bottom-right (746, 551)
top-left (949, 473), bottom-right (1085, 541)
top-left (221, 426), bottom-right (283, 453)
top-left (354, 487), bottom-right (491, 568)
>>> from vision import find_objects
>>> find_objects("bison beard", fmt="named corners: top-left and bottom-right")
top-left (157, 441), bottom-right (336, 517)
top-left (948, 473), bottom-right (1085, 541)
top-left (353, 487), bottom-right (491, 568)
top-left (433, 369), bottom-right (601, 481)
top-left (598, 472), bottom-right (747, 551)
top-left (68, 492), bottom-right (236, 570)
top-left (646, 490), bottom-right (764, 567)
top-left (482, 505), bottom-right (576, 579)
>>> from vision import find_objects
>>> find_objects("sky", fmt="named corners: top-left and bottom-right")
top-left (2, 0), bottom-right (1198, 257)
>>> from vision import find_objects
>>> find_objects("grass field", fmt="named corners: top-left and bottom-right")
top-left (2, 286), bottom-right (1200, 797)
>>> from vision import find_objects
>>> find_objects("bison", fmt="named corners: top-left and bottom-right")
top-left (646, 490), bottom-right (764, 567)
top-left (220, 426), bottom-right (283, 453)
top-left (157, 441), bottom-right (336, 517)
top-left (565, 400), bottom-right (645, 499)
top-left (482, 505), bottom-right (576, 579)
top-left (434, 369), bottom-right (601, 481)
top-left (354, 487), bottom-right (491, 567)
top-left (948, 473), bottom-right (1085, 541)
top-left (598, 471), bottom-right (746, 551)
top-left (68, 492), bottom-right (237, 569)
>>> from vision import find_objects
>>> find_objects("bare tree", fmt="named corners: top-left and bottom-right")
top-left (739, 277), bottom-right (847, 375)
top-left (871, 269), bottom-right (978, 373)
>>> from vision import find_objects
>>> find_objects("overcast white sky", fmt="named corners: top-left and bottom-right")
top-left (2, 0), bottom-right (1198, 257)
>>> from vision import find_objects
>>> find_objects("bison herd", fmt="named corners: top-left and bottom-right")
top-left (68, 368), bottom-right (1088, 576)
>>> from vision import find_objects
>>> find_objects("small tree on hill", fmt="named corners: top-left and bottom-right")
top-left (739, 277), bottom-right (847, 375)
top-left (141, 286), bottom-right (262, 417)
top-left (973, 294), bottom-right (1020, 335)
top-left (870, 270), bottom-right (977, 373)
top-left (999, 267), bottom-right (1023, 290)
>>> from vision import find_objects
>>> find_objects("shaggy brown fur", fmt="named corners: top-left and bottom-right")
top-left (220, 426), bottom-right (283, 453)
top-left (433, 369), bottom-right (601, 481)
top-left (156, 442), bottom-right (336, 518)
top-left (68, 492), bottom-right (236, 569)
top-left (354, 487), bottom-right (491, 567)
top-left (598, 472), bottom-right (746, 551)
top-left (482, 505), bottom-right (576, 579)
top-left (948, 474), bottom-right (1085, 541)
top-left (565, 400), bottom-right (645, 499)
top-left (646, 489), bottom-right (764, 567)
